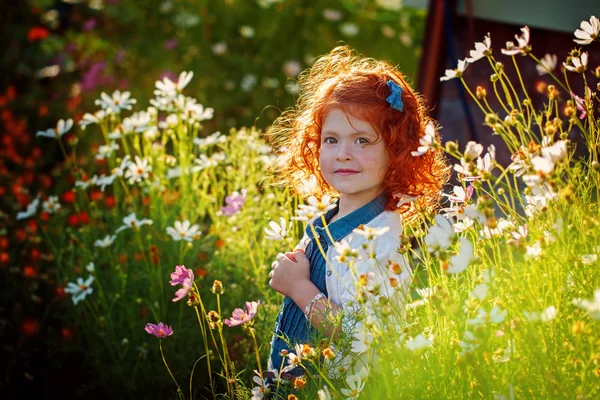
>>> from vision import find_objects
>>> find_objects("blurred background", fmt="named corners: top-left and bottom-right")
top-left (0, 0), bottom-right (596, 398)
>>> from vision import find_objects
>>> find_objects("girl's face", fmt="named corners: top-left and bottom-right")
top-left (319, 107), bottom-right (390, 205)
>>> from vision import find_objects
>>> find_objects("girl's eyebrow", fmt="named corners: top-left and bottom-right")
top-left (321, 129), bottom-right (376, 136)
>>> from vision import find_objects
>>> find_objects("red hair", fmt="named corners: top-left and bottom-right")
top-left (266, 46), bottom-right (449, 221)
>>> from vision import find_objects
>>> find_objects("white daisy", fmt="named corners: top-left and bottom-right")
top-left (573, 16), bottom-right (599, 45)
top-left (95, 90), bottom-right (136, 114)
top-left (42, 195), bottom-right (61, 214)
top-left (124, 156), bottom-right (152, 185)
top-left (563, 52), bottom-right (588, 73)
top-left (424, 215), bottom-right (454, 251)
top-left (466, 33), bottom-right (492, 63)
top-left (264, 217), bottom-right (292, 241)
top-left (536, 54), bottom-right (557, 76)
top-left (166, 220), bottom-right (201, 242)
top-left (440, 59), bottom-right (469, 81)
top-left (94, 234), bottom-right (117, 248)
top-left (573, 289), bottom-right (600, 320)
top-left (96, 142), bottom-right (119, 160)
top-left (501, 26), bottom-right (530, 55)
top-left (340, 370), bottom-right (367, 399)
top-left (193, 131), bottom-right (226, 148)
top-left (36, 118), bottom-right (74, 139)
top-left (411, 123), bottom-right (437, 156)
top-left (79, 110), bottom-right (106, 128)
top-left (446, 237), bottom-right (473, 274)
top-left (64, 275), bottom-right (95, 305)
top-left (115, 213), bottom-right (153, 234)
top-left (16, 195), bottom-right (41, 220)
top-left (406, 334), bottom-right (433, 351)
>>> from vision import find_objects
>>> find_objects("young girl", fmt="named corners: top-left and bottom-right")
top-left (265, 46), bottom-right (448, 379)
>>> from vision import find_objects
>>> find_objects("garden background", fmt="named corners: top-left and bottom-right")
top-left (1, 0), bottom-right (599, 399)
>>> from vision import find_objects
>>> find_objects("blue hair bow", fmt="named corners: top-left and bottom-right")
top-left (386, 79), bottom-right (404, 112)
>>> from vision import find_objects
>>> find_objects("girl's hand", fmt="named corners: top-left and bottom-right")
top-left (269, 249), bottom-right (310, 298)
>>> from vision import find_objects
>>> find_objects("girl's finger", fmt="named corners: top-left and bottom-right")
top-left (284, 251), bottom-right (297, 262)
top-left (271, 261), bottom-right (278, 269)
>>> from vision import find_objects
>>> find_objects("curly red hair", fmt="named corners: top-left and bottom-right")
top-left (266, 46), bottom-right (449, 220)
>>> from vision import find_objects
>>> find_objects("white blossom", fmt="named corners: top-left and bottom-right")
top-left (36, 118), bottom-right (74, 139)
top-left (94, 234), bottom-right (117, 248)
top-left (466, 33), bottom-right (492, 63)
top-left (573, 16), bottom-right (599, 45)
top-left (95, 90), bottom-right (136, 114)
top-left (264, 217), bottom-right (292, 241)
top-left (536, 54), bottom-right (557, 75)
top-left (64, 275), bottom-right (95, 305)
top-left (166, 220), bottom-right (201, 242)
top-left (440, 59), bottom-right (469, 81)
top-left (501, 26), bottom-right (530, 55)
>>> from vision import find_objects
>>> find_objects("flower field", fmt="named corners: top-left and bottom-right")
top-left (3, 2), bottom-right (600, 399)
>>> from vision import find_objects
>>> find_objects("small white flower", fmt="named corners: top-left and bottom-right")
top-left (340, 22), bottom-right (359, 37)
top-left (93, 174), bottom-right (118, 192)
top-left (121, 111), bottom-right (153, 133)
top-left (212, 41), bottom-right (227, 55)
top-left (563, 52), bottom-right (588, 73)
top-left (124, 156), bottom-right (152, 184)
top-left (525, 241), bottom-right (543, 259)
top-left (352, 225), bottom-right (390, 240)
top-left (536, 54), bottom-right (557, 75)
top-left (416, 286), bottom-right (436, 299)
top-left (115, 213), bottom-right (153, 234)
top-left (541, 140), bottom-right (568, 163)
top-left (240, 74), bottom-right (257, 92)
top-left (36, 118), bottom-right (74, 139)
top-left (573, 289), bottom-right (600, 320)
top-left (317, 386), bottom-right (332, 400)
top-left (470, 283), bottom-right (488, 300)
top-left (166, 220), bottom-right (201, 242)
top-left (340, 369), bottom-right (367, 399)
top-left (406, 334), bottom-right (433, 351)
top-left (464, 141), bottom-right (484, 161)
top-left (530, 156), bottom-right (555, 175)
top-left (239, 25), bottom-right (255, 38)
top-left (411, 123), bottom-right (437, 156)
top-left (440, 59), bottom-right (469, 81)
top-left (468, 307), bottom-right (507, 326)
top-left (351, 328), bottom-right (373, 354)
top-left (573, 16), bottom-right (599, 45)
top-left (64, 275), bottom-right (95, 305)
top-left (322, 8), bottom-right (342, 22)
top-left (96, 142), bottom-right (119, 160)
top-left (580, 254), bottom-right (598, 265)
top-left (42, 196), bottom-right (61, 214)
top-left (446, 237), bottom-right (473, 274)
top-left (16, 195), bottom-right (41, 220)
top-left (95, 90), bottom-right (136, 114)
top-left (283, 60), bottom-right (302, 77)
top-left (333, 239), bottom-right (359, 262)
top-left (376, 0), bottom-right (402, 11)
top-left (79, 110), bottom-right (106, 128)
top-left (424, 215), bottom-right (454, 251)
top-left (501, 26), bottom-right (530, 55)
top-left (264, 217), bottom-right (292, 241)
top-left (94, 234), bottom-right (117, 248)
top-left (540, 305), bottom-right (557, 322)
top-left (466, 33), bottom-right (492, 63)
top-left (193, 131), bottom-right (226, 148)
top-left (86, 262), bottom-right (95, 272)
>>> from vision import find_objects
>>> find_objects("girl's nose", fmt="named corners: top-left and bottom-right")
top-left (335, 143), bottom-right (352, 161)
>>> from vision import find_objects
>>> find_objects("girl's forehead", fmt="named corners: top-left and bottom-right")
top-left (321, 107), bottom-right (376, 133)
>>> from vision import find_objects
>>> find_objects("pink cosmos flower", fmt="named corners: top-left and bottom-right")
top-left (170, 265), bottom-right (194, 286)
top-left (571, 90), bottom-right (588, 120)
top-left (221, 189), bottom-right (247, 216)
top-left (145, 322), bottom-right (174, 338)
top-left (170, 265), bottom-right (194, 302)
top-left (224, 300), bottom-right (260, 327)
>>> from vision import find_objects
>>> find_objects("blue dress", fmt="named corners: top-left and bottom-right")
top-left (268, 193), bottom-right (388, 373)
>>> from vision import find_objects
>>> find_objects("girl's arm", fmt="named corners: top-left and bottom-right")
top-left (269, 250), bottom-right (343, 339)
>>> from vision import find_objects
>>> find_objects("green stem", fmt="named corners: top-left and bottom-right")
top-left (159, 340), bottom-right (184, 399)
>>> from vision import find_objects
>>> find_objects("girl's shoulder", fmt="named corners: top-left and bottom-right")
top-left (365, 210), bottom-right (403, 237)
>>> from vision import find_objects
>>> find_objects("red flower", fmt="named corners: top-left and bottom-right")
top-left (27, 26), bottom-right (50, 42)
top-left (39, 174), bottom-right (53, 189)
top-left (195, 268), bottom-right (207, 278)
top-left (55, 286), bottom-right (66, 299)
top-left (27, 219), bottom-right (37, 233)
top-left (79, 211), bottom-right (89, 225)
top-left (0, 236), bottom-right (8, 249)
top-left (67, 214), bottom-right (80, 227)
top-left (90, 190), bottom-right (103, 202)
top-left (61, 191), bottom-right (76, 203)
top-left (15, 229), bottom-right (27, 242)
top-left (0, 252), bottom-right (9, 264)
top-left (30, 248), bottom-right (40, 261)
top-left (21, 318), bottom-right (40, 336)
top-left (40, 211), bottom-right (50, 221)
top-left (24, 266), bottom-right (38, 279)
top-left (105, 196), bottom-right (116, 208)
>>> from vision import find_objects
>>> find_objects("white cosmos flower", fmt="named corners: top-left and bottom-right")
top-left (540, 305), bottom-right (557, 322)
top-left (333, 239), bottom-right (359, 262)
top-left (264, 217), bottom-right (292, 241)
top-left (525, 241), bottom-right (542, 259)
top-left (406, 334), bottom-right (433, 351)
top-left (94, 234), bottom-right (117, 248)
top-left (573, 289), bottom-right (600, 320)
top-left (122, 111), bottom-right (153, 133)
top-left (440, 59), bottom-right (469, 81)
top-left (580, 254), bottom-right (598, 265)
top-left (573, 16), bottom-right (599, 45)
top-left (541, 140), bottom-right (568, 163)
top-left (466, 33), bottom-right (492, 63)
top-left (424, 215), bottom-right (454, 251)
top-left (411, 123), bottom-right (437, 156)
top-left (340, 369), bottom-right (367, 399)
top-left (446, 237), bottom-right (473, 274)
top-left (42, 195), bottom-right (61, 214)
top-left (64, 275), bottom-right (95, 305)
top-left (536, 54), bottom-right (557, 75)
top-left (79, 110), bottom-right (106, 128)
top-left (351, 328), bottom-right (373, 354)
top-left (322, 8), bottom-right (342, 22)
top-left (166, 220), bottom-right (201, 242)
top-left (193, 131), bottom-right (226, 148)
top-left (86, 262), bottom-right (95, 272)
top-left (96, 142), bottom-right (119, 160)
top-left (468, 306), bottom-right (507, 326)
top-left (317, 386), bottom-right (332, 400)
top-left (16, 195), bottom-right (41, 220)
top-left (239, 25), bottom-right (255, 38)
top-left (530, 156), bottom-right (555, 175)
top-left (95, 90), bottom-right (136, 114)
top-left (175, 95), bottom-right (214, 122)
top-left (501, 26), bottom-right (530, 55)
top-left (470, 283), bottom-right (489, 300)
top-left (464, 141), bottom-right (484, 161)
top-left (115, 213), bottom-right (153, 234)
top-left (124, 156), bottom-right (152, 184)
top-left (93, 174), bottom-right (118, 192)
top-left (212, 41), bottom-right (227, 55)
top-left (340, 22), bottom-right (359, 37)
top-left (563, 52), bottom-right (588, 73)
top-left (36, 118), bottom-right (74, 139)
top-left (352, 225), bottom-right (390, 240)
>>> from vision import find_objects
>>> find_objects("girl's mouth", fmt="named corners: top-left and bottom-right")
top-left (335, 169), bottom-right (359, 176)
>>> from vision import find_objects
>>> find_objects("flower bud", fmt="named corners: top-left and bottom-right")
top-left (484, 113), bottom-right (498, 125)
top-left (548, 85), bottom-right (559, 100)
top-left (544, 122), bottom-right (556, 136)
top-left (322, 347), bottom-right (336, 360)
top-left (445, 141), bottom-right (458, 153)
top-left (564, 104), bottom-right (575, 117)
top-left (476, 86), bottom-right (487, 99)
top-left (187, 291), bottom-right (201, 307)
top-left (592, 161), bottom-right (600, 171)
top-left (490, 74), bottom-right (499, 83)
top-left (495, 62), bottom-right (504, 71)
top-left (211, 280), bottom-right (224, 294)
top-left (594, 66), bottom-right (600, 79)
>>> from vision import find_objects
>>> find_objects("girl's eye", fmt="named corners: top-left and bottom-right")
top-left (323, 137), bottom-right (337, 144)
top-left (356, 137), bottom-right (370, 145)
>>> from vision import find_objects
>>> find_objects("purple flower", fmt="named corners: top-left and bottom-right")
top-left (164, 39), bottom-right (179, 50)
top-left (221, 189), bottom-right (247, 216)
top-left (170, 265), bottom-right (194, 302)
top-left (145, 322), bottom-right (174, 338)
top-left (571, 90), bottom-right (587, 120)
top-left (82, 18), bottom-right (97, 32)
top-left (224, 300), bottom-right (260, 327)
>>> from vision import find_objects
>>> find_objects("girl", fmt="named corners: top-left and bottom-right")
top-left (265, 45), bottom-right (448, 379)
